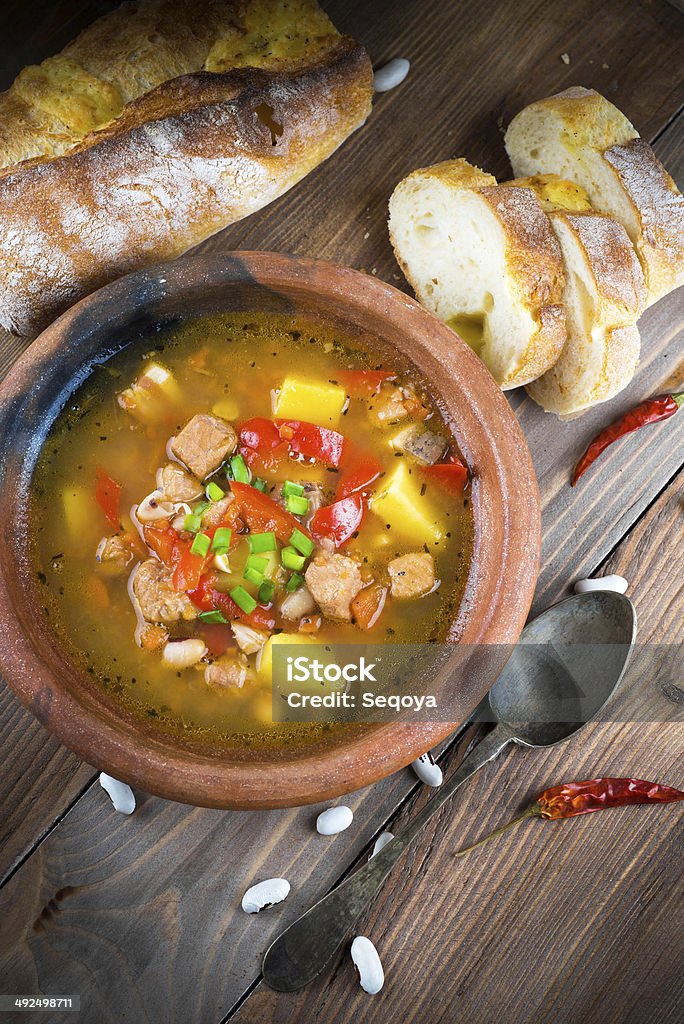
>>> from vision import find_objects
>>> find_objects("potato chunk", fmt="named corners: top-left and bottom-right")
top-left (170, 414), bottom-right (237, 481)
top-left (371, 461), bottom-right (443, 545)
top-left (274, 376), bottom-right (346, 426)
top-left (388, 552), bottom-right (436, 599)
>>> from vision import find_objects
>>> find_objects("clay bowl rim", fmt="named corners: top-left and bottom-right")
top-left (0, 251), bottom-right (540, 809)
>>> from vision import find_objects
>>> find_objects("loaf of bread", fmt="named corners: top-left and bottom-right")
top-left (504, 174), bottom-right (646, 417)
top-left (388, 159), bottom-right (566, 390)
top-left (505, 87), bottom-right (684, 307)
top-left (0, 0), bottom-right (373, 335)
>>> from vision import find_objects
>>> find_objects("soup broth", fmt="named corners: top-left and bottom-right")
top-left (31, 313), bottom-right (473, 749)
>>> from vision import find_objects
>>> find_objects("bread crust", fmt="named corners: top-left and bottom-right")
top-left (526, 210), bottom-right (644, 416)
top-left (0, 39), bottom-right (373, 335)
top-left (388, 160), bottom-right (566, 390)
top-left (504, 87), bottom-right (684, 306)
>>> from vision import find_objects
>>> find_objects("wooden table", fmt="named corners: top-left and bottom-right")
top-left (1, 2), bottom-right (682, 1022)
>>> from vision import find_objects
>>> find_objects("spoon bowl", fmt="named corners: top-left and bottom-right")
top-left (491, 591), bottom-right (636, 747)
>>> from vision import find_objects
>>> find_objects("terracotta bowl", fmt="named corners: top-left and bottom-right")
top-left (0, 252), bottom-right (540, 808)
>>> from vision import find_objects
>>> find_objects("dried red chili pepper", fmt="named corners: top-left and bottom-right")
top-left (454, 777), bottom-right (684, 857)
top-left (572, 391), bottom-right (684, 486)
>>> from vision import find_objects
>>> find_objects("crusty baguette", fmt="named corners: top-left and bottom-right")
top-left (0, 0), bottom-right (343, 169)
top-left (504, 87), bottom-right (684, 306)
top-left (388, 158), bottom-right (566, 390)
top-left (504, 175), bottom-right (646, 416)
top-left (0, 1), bottom-right (372, 335)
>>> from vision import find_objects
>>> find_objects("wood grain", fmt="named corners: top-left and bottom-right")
top-left (228, 479), bottom-right (684, 1024)
top-left (0, 1), bottom-right (682, 1022)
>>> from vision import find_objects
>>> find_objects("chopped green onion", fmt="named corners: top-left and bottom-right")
top-left (245, 554), bottom-right (268, 574)
top-left (211, 526), bottom-right (232, 553)
top-left (230, 454), bottom-right (251, 484)
top-left (286, 573), bottom-right (304, 592)
top-left (249, 531), bottom-right (277, 553)
top-left (283, 480), bottom-right (305, 497)
top-left (195, 500), bottom-right (211, 516)
top-left (257, 579), bottom-right (275, 604)
top-left (252, 477), bottom-right (267, 492)
top-left (286, 494), bottom-right (309, 516)
top-left (289, 528), bottom-right (314, 557)
top-left (230, 585), bottom-right (257, 615)
top-left (243, 566), bottom-right (265, 586)
top-left (183, 513), bottom-right (202, 534)
top-left (190, 532), bottom-right (211, 557)
top-left (198, 610), bottom-right (229, 624)
top-left (206, 481), bottom-right (225, 502)
top-left (281, 546), bottom-right (305, 571)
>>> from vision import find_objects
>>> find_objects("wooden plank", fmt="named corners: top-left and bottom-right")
top-left (0, 725), bottom-right (479, 1024)
top-left (227, 473), bottom-right (684, 1024)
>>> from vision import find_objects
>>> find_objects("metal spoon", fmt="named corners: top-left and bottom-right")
top-left (262, 590), bottom-right (636, 991)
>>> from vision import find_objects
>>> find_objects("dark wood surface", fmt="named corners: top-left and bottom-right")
top-left (0, 2), bottom-right (682, 1022)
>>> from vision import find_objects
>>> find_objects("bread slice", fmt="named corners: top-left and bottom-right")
top-left (388, 159), bottom-right (566, 390)
top-left (0, 1), bottom-right (372, 335)
top-left (503, 175), bottom-right (646, 416)
top-left (505, 87), bottom-right (684, 306)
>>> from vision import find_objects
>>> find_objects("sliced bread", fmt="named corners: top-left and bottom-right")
top-left (388, 158), bottom-right (566, 390)
top-left (505, 174), bottom-right (646, 416)
top-left (504, 87), bottom-right (684, 306)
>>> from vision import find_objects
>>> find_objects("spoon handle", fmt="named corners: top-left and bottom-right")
top-left (262, 724), bottom-right (512, 992)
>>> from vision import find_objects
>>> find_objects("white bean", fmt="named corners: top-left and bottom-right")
top-left (369, 831), bottom-right (394, 859)
top-left (373, 58), bottom-right (410, 93)
top-left (161, 638), bottom-right (207, 669)
top-left (99, 773), bottom-right (136, 815)
top-left (412, 752), bottom-right (443, 787)
top-left (241, 877), bottom-right (290, 914)
top-left (574, 575), bottom-right (628, 595)
top-left (135, 490), bottom-right (175, 523)
top-left (351, 936), bottom-right (384, 994)
top-left (316, 805), bottom-right (353, 835)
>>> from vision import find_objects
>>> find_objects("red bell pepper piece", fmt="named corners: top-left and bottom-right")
top-left (278, 420), bottom-right (345, 466)
top-left (422, 459), bottom-right (469, 494)
top-left (230, 481), bottom-right (310, 544)
top-left (95, 467), bottom-right (122, 528)
top-left (310, 493), bottom-right (365, 548)
top-left (336, 442), bottom-right (383, 499)
top-left (338, 369), bottom-right (397, 396)
top-left (143, 522), bottom-right (182, 568)
top-left (188, 573), bottom-right (276, 630)
top-left (239, 417), bottom-right (345, 469)
top-left (199, 622), bottom-right (235, 658)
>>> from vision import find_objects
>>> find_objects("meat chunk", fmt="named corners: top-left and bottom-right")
top-left (204, 655), bottom-right (250, 690)
top-left (96, 533), bottom-right (135, 572)
top-left (369, 383), bottom-right (409, 426)
top-left (170, 414), bottom-right (237, 480)
top-left (136, 622), bottom-right (169, 651)
top-left (388, 552), bottom-right (436, 599)
top-left (157, 462), bottom-right (202, 502)
top-left (132, 559), bottom-right (198, 623)
top-left (368, 383), bottom-right (430, 427)
top-left (202, 493), bottom-right (237, 530)
top-left (305, 553), bottom-right (363, 621)
top-left (392, 425), bottom-right (447, 465)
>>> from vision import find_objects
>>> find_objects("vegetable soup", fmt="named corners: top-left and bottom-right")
top-left (30, 313), bottom-right (474, 749)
